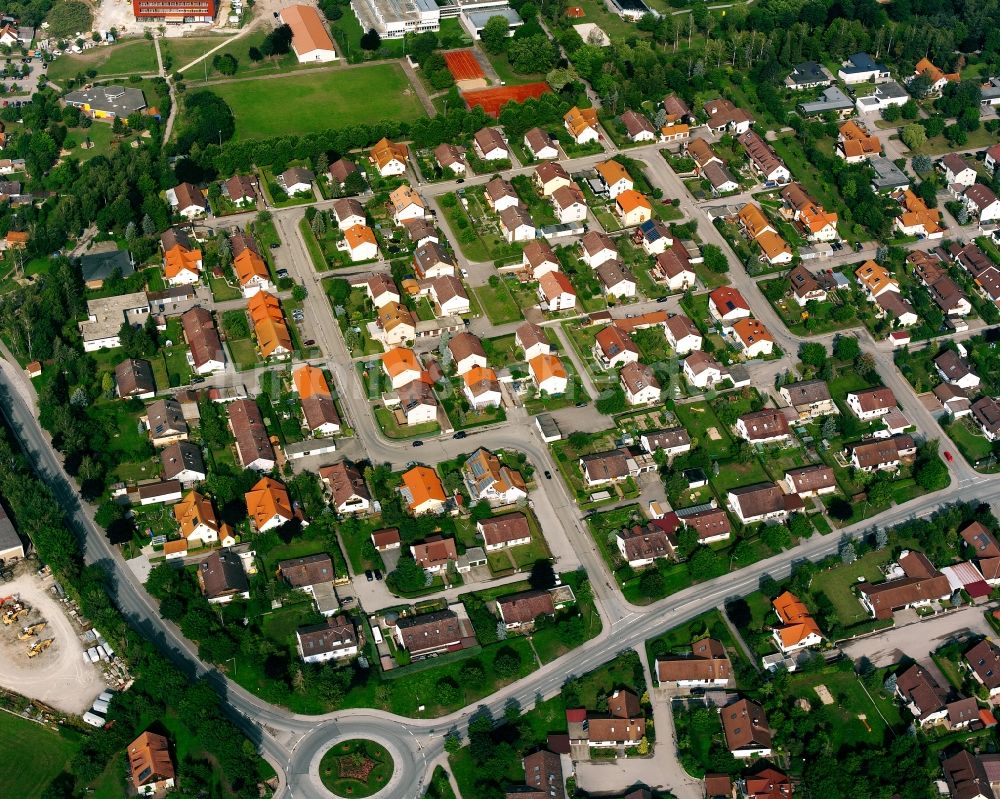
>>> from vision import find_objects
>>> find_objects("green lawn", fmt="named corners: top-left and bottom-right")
top-left (209, 64), bottom-right (426, 140)
top-left (48, 40), bottom-right (159, 84)
top-left (673, 401), bottom-right (733, 458)
top-left (785, 668), bottom-right (903, 745)
top-left (474, 283), bottom-right (524, 325)
top-left (809, 547), bottom-right (896, 626)
top-left (320, 739), bottom-right (394, 797)
top-left (0, 712), bottom-right (78, 799)
top-left (161, 35), bottom-right (232, 71)
top-left (373, 405), bottom-right (439, 439)
top-left (946, 417), bottom-right (995, 467)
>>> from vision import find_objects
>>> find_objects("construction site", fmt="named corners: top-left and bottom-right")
top-left (0, 570), bottom-right (106, 715)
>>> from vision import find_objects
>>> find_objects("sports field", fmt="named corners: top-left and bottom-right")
top-left (47, 40), bottom-right (159, 84)
top-left (463, 82), bottom-right (551, 116)
top-left (443, 49), bottom-right (484, 81)
top-left (208, 63), bottom-right (426, 139)
top-left (0, 711), bottom-right (77, 798)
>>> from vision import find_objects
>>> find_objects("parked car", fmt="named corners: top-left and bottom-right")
top-left (303, 339), bottom-right (316, 346)
top-left (412, 440), bottom-right (424, 447)
top-left (364, 570), bottom-right (374, 582)
top-left (544, 470), bottom-right (552, 480)
top-left (453, 431), bottom-right (467, 439)
top-left (373, 569), bottom-right (383, 581)
top-left (944, 451), bottom-right (954, 462)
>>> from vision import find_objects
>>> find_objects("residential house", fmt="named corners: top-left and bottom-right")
top-left (785, 61), bottom-right (833, 89)
top-left (935, 349), bottom-right (981, 390)
top-left (620, 361), bottom-right (661, 406)
top-left (144, 399), bottom-right (188, 447)
top-left (961, 184), bottom-right (1000, 223)
top-left (580, 230), bottom-right (619, 268)
top-left (411, 535), bottom-right (459, 572)
top-left (738, 130), bottom-right (790, 184)
top-left (371, 528), bottom-right (401, 552)
top-left (473, 126), bottom-right (509, 161)
top-left (965, 638), bottom-right (1000, 700)
top-left (521, 240), bottom-right (560, 280)
top-left (166, 182), bottom-right (206, 218)
top-left (681, 508), bottom-right (732, 544)
top-left (328, 158), bottom-right (359, 190)
top-left (870, 156), bottom-right (911, 193)
top-left (434, 143), bottom-right (466, 175)
top-left (485, 177), bottom-right (520, 213)
top-left (317, 461), bottom-right (371, 516)
top-left (278, 553), bottom-right (336, 605)
top-left (128, 731), bottom-right (175, 796)
top-left (221, 175), bottom-right (257, 208)
top-left (783, 465), bottom-right (837, 497)
top-left (534, 162), bottom-right (572, 196)
top-left (173, 490), bottom-right (232, 548)
top-left (621, 109), bottom-right (657, 142)
top-left (735, 408), bottom-right (792, 445)
top-left (396, 379), bottom-right (438, 426)
top-left (393, 609), bottom-right (469, 658)
top-left (499, 205), bottom-right (535, 243)
top-left (374, 302), bottom-right (417, 346)
top-left (551, 185), bottom-right (587, 223)
top-left (448, 332), bottom-right (488, 376)
top-left (463, 366), bottom-right (502, 409)
top-left (850, 434), bottom-right (917, 471)
top-left (781, 183), bottom-right (839, 242)
top-left (246, 477), bottom-right (294, 532)
top-left (780, 379), bottom-right (836, 419)
top-left (663, 94), bottom-right (691, 123)
top-left (941, 153), bottom-right (978, 187)
top-left (640, 428), bottom-right (691, 458)
top-left (597, 260), bottom-right (637, 299)
top-left (529, 354), bottom-right (568, 395)
top-left (413, 241), bottom-right (456, 279)
top-left (462, 448), bottom-right (528, 506)
top-left (163, 242), bottom-right (203, 286)
top-left (228, 398), bottom-right (276, 471)
top-left (567, 689), bottom-right (646, 748)
top-left (855, 81), bottom-right (910, 112)
top-left (478, 512), bottom-right (532, 550)
top-left (896, 664), bottom-right (948, 726)
top-left (564, 106), bottom-right (600, 144)
top-left (952, 242), bottom-right (1000, 307)
top-left (640, 312), bottom-right (694, 357)
top-left (837, 120), bottom-right (881, 162)
top-left (893, 189), bottom-right (943, 238)
top-left (516, 322), bottom-right (551, 361)
top-left (423, 275), bottom-right (470, 316)
top-left (593, 325), bottom-right (639, 369)
top-left (742, 767), bottom-right (793, 799)
top-left (721, 698), bottom-right (772, 758)
top-left (683, 351), bottom-right (726, 389)
top-left (497, 590), bottom-right (556, 629)
top-left (524, 127), bottom-right (558, 160)
top-left (595, 160), bottom-right (633, 199)
top-left (857, 550), bottom-right (951, 618)
top-left (941, 750), bottom-right (996, 799)
top-left (333, 198), bottom-right (366, 230)
top-left (846, 387), bottom-right (897, 420)
top-left (702, 98), bottom-right (754, 135)
top-left (876, 290), bottom-right (919, 328)
top-left (656, 638), bottom-right (733, 688)
top-left (390, 184), bottom-right (426, 225)
top-left (972, 397), bottom-right (1000, 441)
top-left (934, 382), bottom-right (972, 418)
top-left (616, 190), bottom-right (653, 227)
top-left (197, 549), bottom-right (249, 604)
top-left (403, 219), bottom-right (438, 248)
top-left (160, 441), bottom-right (206, 484)
top-left (342, 224), bottom-right (378, 262)
top-left (297, 617), bottom-right (359, 664)
top-left (616, 523), bottom-right (676, 567)
top-left (247, 291), bottom-right (292, 359)
top-left (909, 250), bottom-right (971, 316)
top-left (703, 161), bottom-right (740, 194)
top-left (987, 143), bottom-right (1000, 173)
top-left (636, 218), bottom-right (673, 256)
top-left (730, 318), bottom-right (775, 358)
top-left (278, 166), bottom-right (314, 196)
top-left (538, 270), bottom-right (577, 311)
top-left (400, 465), bottom-right (447, 515)
top-left (579, 449), bottom-right (633, 486)
top-left (115, 358), bottom-right (155, 400)
top-left (727, 482), bottom-right (800, 524)
top-left (293, 364), bottom-right (341, 436)
top-left (708, 286), bottom-right (751, 323)
top-left (914, 56), bottom-right (960, 93)
top-left (370, 137), bottom-right (408, 177)
top-left (365, 273), bottom-right (400, 308)
top-left (771, 591), bottom-right (823, 653)
top-left (837, 53), bottom-right (891, 86)
top-left (234, 247), bottom-right (274, 297)
top-left (788, 264), bottom-right (827, 306)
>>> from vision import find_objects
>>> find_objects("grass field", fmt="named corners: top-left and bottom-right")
top-left (0, 712), bottom-right (78, 798)
top-left (809, 547), bottom-right (896, 626)
top-left (161, 35), bottom-right (232, 71)
top-left (208, 64), bottom-right (426, 139)
top-left (48, 40), bottom-right (159, 84)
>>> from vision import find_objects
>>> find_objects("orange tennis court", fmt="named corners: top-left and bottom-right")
top-left (443, 50), bottom-right (485, 82)
top-left (463, 83), bottom-right (552, 116)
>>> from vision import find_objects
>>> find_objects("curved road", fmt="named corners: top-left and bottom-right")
top-left (0, 141), bottom-right (991, 798)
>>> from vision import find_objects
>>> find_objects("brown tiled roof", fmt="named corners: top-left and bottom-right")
top-left (181, 307), bottom-right (224, 371)
top-left (328, 157), bottom-right (357, 184)
top-left (620, 109), bottom-right (656, 137)
top-left (160, 441), bottom-right (204, 480)
top-left (618, 524), bottom-right (675, 562)
top-left (521, 750), bottom-right (564, 799)
top-left (942, 750), bottom-right (994, 799)
top-left (728, 483), bottom-right (786, 517)
top-left (516, 321), bottom-right (548, 351)
top-left (172, 182), bottom-right (204, 211)
top-left (851, 435), bottom-right (913, 469)
top-left (115, 358), bottom-right (155, 396)
top-left (961, 522), bottom-right (1000, 558)
top-left (896, 663), bottom-right (947, 720)
top-left (785, 465), bottom-right (836, 494)
top-left (858, 551), bottom-right (950, 619)
top-left (497, 589), bottom-right (555, 625)
top-left (966, 638), bottom-right (1000, 690)
top-left (849, 387), bottom-right (896, 413)
top-left (197, 549), bottom-right (248, 600)
top-left (782, 379), bottom-right (831, 406)
top-left (620, 361), bottom-right (659, 395)
top-left (411, 535), bottom-right (458, 567)
top-left (581, 449), bottom-right (631, 480)
top-left (320, 461), bottom-right (370, 508)
top-left (479, 512), bottom-right (531, 546)
top-left (396, 609), bottom-right (463, 652)
top-left (973, 397), bottom-right (1000, 438)
top-left (656, 637), bottom-right (732, 683)
top-left (228, 398), bottom-right (275, 468)
top-left (738, 408), bottom-right (790, 441)
top-left (371, 528), bottom-right (400, 549)
top-left (278, 553), bottom-right (334, 587)
top-left (721, 698), bottom-right (772, 751)
top-left (681, 508), bottom-right (732, 541)
top-left (524, 127), bottom-right (554, 154)
top-left (298, 616), bottom-right (357, 657)
top-left (642, 428), bottom-right (690, 451)
top-left (474, 126), bottom-right (508, 155)
top-left (128, 731), bottom-right (175, 788)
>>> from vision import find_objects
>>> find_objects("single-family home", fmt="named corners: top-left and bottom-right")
top-left (524, 127), bottom-right (558, 160)
top-left (534, 162), bottom-right (572, 196)
top-left (780, 183), bottom-right (839, 241)
top-left (564, 106), bottom-right (600, 144)
top-left (596, 260), bottom-right (637, 299)
top-left (320, 461), bottom-right (371, 515)
top-left (893, 189), bottom-right (943, 238)
top-left (787, 264), bottom-right (827, 306)
top-left (896, 663), bottom-right (949, 726)
top-left (783, 465), bottom-right (837, 497)
top-left (163, 243), bottom-right (202, 286)
top-left (735, 408), bottom-right (792, 445)
top-left (228, 398), bottom-right (276, 471)
top-left (620, 361), bottom-right (661, 405)
top-left (580, 230), bottom-right (619, 268)
top-left (160, 441), bottom-right (206, 484)
top-left (411, 535), bottom-right (458, 571)
top-left (373, 302), bottom-right (416, 346)
top-left (616, 523), bottom-right (676, 568)
top-left (278, 166), bottom-right (314, 196)
top-left (846, 387), bottom-right (897, 420)
top-left (413, 241), bottom-right (456, 279)
top-left (529, 353), bottom-right (568, 395)
top-left (771, 591), bottom-right (823, 653)
top-left (115, 358), bottom-right (156, 400)
top-left (640, 428), bottom-right (691, 458)
top-left (496, 590), bottom-right (555, 629)
top-left (462, 448), bottom-right (527, 506)
top-left (961, 184), bottom-right (1000, 223)
top-left (246, 477), bottom-right (294, 532)
top-left (521, 240), bottom-right (560, 280)
top-left (393, 609), bottom-right (470, 658)
top-left (538, 270), bottom-right (577, 311)
top-left (485, 177), bottom-right (520, 213)
top-left (683, 351), bottom-right (726, 389)
top-left (620, 109), bottom-right (657, 142)
top-left (850, 434), bottom-right (917, 471)
top-left (390, 184), bottom-right (426, 225)
top-left (448, 332), bottom-right (488, 375)
top-left (965, 638), bottom-right (1000, 699)
top-left (730, 318), bottom-right (775, 358)
top-left (517, 321), bottom-right (551, 361)
top-left (702, 98), bottom-right (754, 135)
top-left (478, 512), bottom-right (532, 550)
top-left (174, 491), bottom-right (233, 547)
top-left (551, 184), bottom-right (587, 223)
top-left (593, 325), bottom-right (639, 369)
top-left (293, 364), bottom-right (341, 436)
top-left (333, 198), bottom-right (366, 230)
top-left (370, 137), bottom-right (408, 177)
top-left (636, 219), bottom-right (674, 256)
top-left (499, 205), bottom-right (535, 243)
top-left (463, 366), bottom-right (502, 409)
top-left (166, 182), bottom-right (207, 219)
top-left (615, 190), bottom-right (653, 227)
top-left (434, 143), bottom-right (466, 175)
top-left (297, 617), bottom-right (359, 664)
top-left (234, 247), bottom-right (274, 297)
top-left (595, 159), bottom-right (633, 199)
top-left (473, 126), bottom-right (509, 161)
top-left (727, 482), bottom-right (799, 524)
top-left (681, 508), bottom-right (732, 544)
top-left (721, 698), bottom-right (772, 758)
top-left (837, 120), bottom-right (881, 162)
top-left (935, 349), bottom-right (980, 390)
top-left (656, 638), bottom-right (733, 688)
top-left (972, 397), bottom-right (1000, 440)
top-left (197, 549), bottom-right (250, 604)
top-left (400, 465), bottom-right (447, 515)
top-left (182, 306), bottom-right (226, 373)
top-left (664, 313), bottom-right (702, 354)
top-left (914, 56), bottom-right (959, 93)
top-left (838, 52), bottom-right (890, 84)
top-left (738, 130), bottom-right (790, 184)
top-left (780, 379), bottom-right (835, 419)
top-left (342, 224), bottom-right (379, 262)
top-left (858, 550), bottom-right (951, 619)
top-left (128, 731), bottom-right (176, 796)
top-left (708, 286), bottom-right (751, 323)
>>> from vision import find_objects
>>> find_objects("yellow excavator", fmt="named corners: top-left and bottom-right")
top-left (2, 604), bottom-right (29, 625)
top-left (27, 638), bottom-right (54, 657)
top-left (18, 622), bottom-right (46, 640)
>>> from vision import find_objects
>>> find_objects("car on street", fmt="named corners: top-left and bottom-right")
top-left (276, 268), bottom-right (289, 278)
top-left (269, 242), bottom-right (279, 250)
top-left (364, 570), bottom-right (374, 582)
top-left (303, 339), bottom-right (316, 346)
top-left (341, 596), bottom-right (355, 604)
top-left (944, 451), bottom-right (954, 462)
top-left (575, 401), bottom-right (587, 407)
top-left (453, 431), bottom-right (467, 439)
top-left (412, 440), bottom-right (424, 447)
top-left (544, 470), bottom-right (552, 480)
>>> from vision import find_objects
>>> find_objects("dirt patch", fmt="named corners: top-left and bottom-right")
top-left (813, 684), bottom-right (835, 705)
top-left (0, 572), bottom-right (105, 714)
top-left (706, 427), bottom-right (722, 441)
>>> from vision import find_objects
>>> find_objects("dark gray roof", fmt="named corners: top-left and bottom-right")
top-left (77, 249), bottom-right (134, 283)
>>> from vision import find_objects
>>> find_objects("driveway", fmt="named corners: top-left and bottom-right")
top-left (840, 604), bottom-right (995, 673)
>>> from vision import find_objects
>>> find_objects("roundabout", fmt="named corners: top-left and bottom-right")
top-left (320, 739), bottom-right (394, 797)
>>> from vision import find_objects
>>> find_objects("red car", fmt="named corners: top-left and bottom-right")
top-left (944, 451), bottom-right (954, 463)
